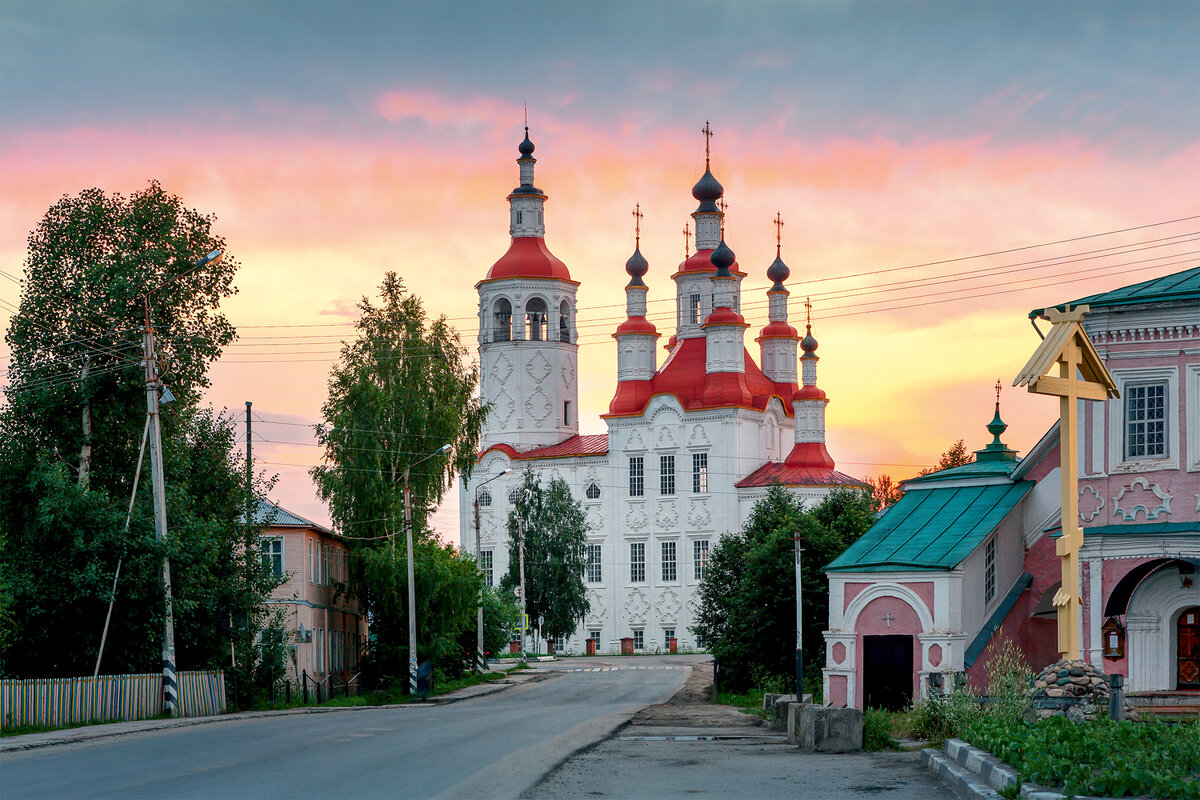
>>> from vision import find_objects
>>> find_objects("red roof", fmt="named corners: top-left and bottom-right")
top-left (614, 316), bottom-right (660, 336)
top-left (702, 307), bottom-right (748, 327)
top-left (672, 249), bottom-right (745, 276)
top-left (606, 336), bottom-right (798, 417)
top-left (735, 462), bottom-right (867, 489)
top-left (482, 237), bottom-right (572, 282)
top-left (757, 321), bottom-right (799, 340)
top-left (479, 434), bottom-right (608, 461)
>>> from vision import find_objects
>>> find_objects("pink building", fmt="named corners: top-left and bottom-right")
top-left (255, 500), bottom-right (367, 683)
top-left (823, 267), bottom-right (1199, 709)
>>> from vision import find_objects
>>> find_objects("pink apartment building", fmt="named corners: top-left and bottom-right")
top-left (255, 500), bottom-right (367, 682)
top-left (823, 268), bottom-right (1199, 709)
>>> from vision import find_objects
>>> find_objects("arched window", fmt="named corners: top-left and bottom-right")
top-left (478, 489), bottom-right (492, 508)
top-left (526, 297), bottom-right (548, 341)
top-left (585, 482), bottom-right (601, 500)
top-left (508, 488), bottom-right (523, 504)
top-left (493, 298), bottom-right (512, 342)
top-left (559, 300), bottom-right (571, 342)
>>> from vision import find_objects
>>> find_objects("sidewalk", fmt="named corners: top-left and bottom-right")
top-left (0, 666), bottom-right (550, 754)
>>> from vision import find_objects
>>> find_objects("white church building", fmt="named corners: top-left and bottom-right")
top-left (459, 128), bottom-right (866, 654)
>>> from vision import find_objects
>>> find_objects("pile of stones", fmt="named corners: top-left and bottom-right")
top-left (1032, 659), bottom-right (1136, 721)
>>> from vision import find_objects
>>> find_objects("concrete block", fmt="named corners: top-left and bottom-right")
top-left (799, 705), bottom-right (863, 753)
top-left (763, 693), bottom-right (780, 711)
top-left (786, 702), bottom-right (803, 744)
top-left (771, 694), bottom-right (798, 729)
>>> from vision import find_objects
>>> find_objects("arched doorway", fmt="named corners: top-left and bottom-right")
top-left (1178, 606), bottom-right (1199, 690)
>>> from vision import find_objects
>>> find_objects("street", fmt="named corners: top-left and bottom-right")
top-left (1, 656), bottom-right (952, 800)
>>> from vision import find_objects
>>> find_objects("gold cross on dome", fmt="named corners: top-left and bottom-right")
top-left (805, 297), bottom-right (812, 331)
top-left (632, 203), bottom-right (643, 246)
top-left (683, 223), bottom-right (691, 259)
top-left (995, 379), bottom-right (1002, 403)
top-left (774, 212), bottom-right (784, 256)
top-left (701, 120), bottom-right (713, 168)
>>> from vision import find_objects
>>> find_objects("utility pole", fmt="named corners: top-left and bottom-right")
top-left (794, 533), bottom-right (804, 700)
top-left (404, 466), bottom-right (418, 695)
top-left (474, 494), bottom-right (485, 674)
top-left (143, 303), bottom-right (178, 717)
top-left (516, 491), bottom-right (529, 665)
top-left (245, 401), bottom-right (252, 537)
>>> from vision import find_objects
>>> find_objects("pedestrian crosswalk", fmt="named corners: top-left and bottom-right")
top-left (564, 665), bottom-right (684, 672)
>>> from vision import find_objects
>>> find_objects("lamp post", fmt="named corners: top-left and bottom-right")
top-left (473, 468), bottom-right (511, 673)
top-left (515, 489), bottom-right (531, 665)
top-left (404, 443), bottom-right (452, 696)
top-left (793, 533), bottom-right (804, 700)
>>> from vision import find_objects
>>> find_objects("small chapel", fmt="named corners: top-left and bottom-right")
top-left (458, 126), bottom-right (866, 654)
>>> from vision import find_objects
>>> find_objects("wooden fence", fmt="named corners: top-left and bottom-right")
top-left (1, 670), bottom-right (225, 728)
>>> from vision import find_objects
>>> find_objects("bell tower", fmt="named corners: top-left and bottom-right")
top-left (476, 128), bottom-right (580, 449)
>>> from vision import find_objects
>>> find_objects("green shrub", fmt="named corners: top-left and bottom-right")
top-left (863, 708), bottom-right (901, 751)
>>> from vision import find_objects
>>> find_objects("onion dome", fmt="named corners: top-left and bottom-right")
top-left (767, 254), bottom-right (790, 291)
top-left (801, 328), bottom-right (818, 354)
top-left (625, 247), bottom-right (649, 287)
top-left (518, 128), bottom-right (535, 157)
top-left (710, 239), bottom-right (735, 278)
top-left (692, 169), bottom-right (723, 202)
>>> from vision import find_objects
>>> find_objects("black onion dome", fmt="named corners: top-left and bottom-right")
top-left (518, 129), bottom-right (535, 157)
top-left (767, 255), bottom-right (790, 290)
top-left (625, 247), bottom-right (648, 286)
top-left (710, 238), bottom-right (735, 277)
top-left (691, 169), bottom-right (724, 202)
top-left (801, 330), bottom-right (819, 353)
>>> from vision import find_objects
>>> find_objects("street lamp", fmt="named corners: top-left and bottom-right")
top-left (515, 488), bottom-right (532, 665)
top-left (474, 467), bottom-right (512, 673)
top-left (793, 533), bottom-right (804, 700)
top-left (404, 442), bottom-right (452, 696)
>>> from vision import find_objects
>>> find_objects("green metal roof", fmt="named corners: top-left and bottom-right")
top-left (825, 481), bottom-right (1032, 572)
top-left (1030, 266), bottom-right (1200, 319)
top-left (904, 457), bottom-right (1020, 486)
top-left (1084, 521), bottom-right (1200, 536)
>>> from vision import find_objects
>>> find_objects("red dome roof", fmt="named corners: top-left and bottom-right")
top-left (483, 237), bottom-right (572, 282)
top-left (674, 249), bottom-right (744, 276)
top-left (757, 321), bottom-right (799, 340)
top-left (614, 316), bottom-right (660, 336)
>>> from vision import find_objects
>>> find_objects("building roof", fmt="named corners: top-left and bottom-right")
top-left (825, 481), bottom-right (1032, 572)
top-left (903, 457), bottom-right (1021, 485)
top-left (735, 461), bottom-right (867, 489)
top-left (247, 498), bottom-right (332, 534)
top-left (480, 433), bottom-right (609, 461)
top-left (1030, 266), bottom-right (1200, 319)
top-left (482, 237), bottom-right (572, 283)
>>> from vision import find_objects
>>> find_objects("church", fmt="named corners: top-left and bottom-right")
top-left (458, 127), bottom-right (865, 654)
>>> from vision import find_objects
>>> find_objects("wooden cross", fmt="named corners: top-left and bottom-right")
top-left (1014, 304), bottom-right (1118, 659)
top-left (883, 611), bottom-right (895, 628)
top-left (632, 203), bottom-right (643, 247)
top-left (682, 223), bottom-right (691, 260)
top-left (774, 212), bottom-right (784, 256)
top-left (701, 120), bottom-right (713, 168)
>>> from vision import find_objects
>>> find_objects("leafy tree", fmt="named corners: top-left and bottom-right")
top-left (866, 473), bottom-right (904, 511)
top-left (691, 485), bottom-right (874, 693)
top-left (919, 439), bottom-right (974, 476)
top-left (310, 273), bottom-right (486, 682)
top-left (500, 469), bottom-right (589, 647)
top-left (457, 586), bottom-right (521, 659)
top-left (0, 183), bottom-right (283, 683)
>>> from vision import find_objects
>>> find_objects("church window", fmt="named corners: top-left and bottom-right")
top-left (661, 541), bottom-right (677, 582)
top-left (559, 301), bottom-right (571, 342)
top-left (478, 489), bottom-right (492, 508)
top-left (563, 401), bottom-right (570, 426)
top-left (632, 629), bottom-right (644, 650)
top-left (689, 294), bottom-right (702, 324)
top-left (692, 453), bottom-right (708, 493)
top-left (508, 488), bottom-right (522, 505)
top-left (525, 297), bottom-right (548, 341)
top-left (629, 457), bottom-right (644, 497)
top-left (630, 542), bottom-right (646, 583)
top-left (480, 550), bottom-right (494, 587)
top-left (1125, 383), bottom-right (1166, 459)
top-left (493, 298), bottom-right (512, 342)
top-left (660, 455), bottom-right (675, 495)
top-left (984, 537), bottom-right (996, 605)
top-left (587, 544), bottom-right (602, 583)
top-left (538, 210), bottom-right (543, 225)
top-left (694, 540), bottom-right (709, 581)
top-left (585, 482), bottom-right (601, 500)
top-left (516, 211), bottom-right (523, 224)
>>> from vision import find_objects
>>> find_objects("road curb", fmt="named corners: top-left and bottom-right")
top-left (922, 738), bottom-right (1118, 800)
top-left (0, 669), bottom-right (554, 754)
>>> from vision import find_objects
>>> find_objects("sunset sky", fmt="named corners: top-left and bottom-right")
top-left (2, 1), bottom-right (1197, 538)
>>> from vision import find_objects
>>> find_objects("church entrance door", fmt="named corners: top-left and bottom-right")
top-left (1178, 606), bottom-right (1199, 690)
top-left (863, 634), bottom-right (913, 710)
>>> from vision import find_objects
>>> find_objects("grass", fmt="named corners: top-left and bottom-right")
top-left (1, 712), bottom-right (173, 738)
top-left (714, 689), bottom-right (773, 721)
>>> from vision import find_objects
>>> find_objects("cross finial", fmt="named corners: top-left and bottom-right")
top-left (995, 378), bottom-right (1002, 404)
top-left (774, 211), bottom-right (784, 257)
top-left (717, 197), bottom-right (728, 237)
top-left (632, 203), bottom-right (643, 247)
top-left (683, 223), bottom-right (691, 260)
top-left (701, 120), bottom-right (713, 169)
top-left (524, 101), bottom-right (528, 129)
top-left (805, 297), bottom-right (812, 333)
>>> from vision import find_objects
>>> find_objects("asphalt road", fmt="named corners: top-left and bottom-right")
top-left (0, 658), bottom-right (692, 800)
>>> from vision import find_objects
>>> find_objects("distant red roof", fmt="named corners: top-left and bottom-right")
top-left (479, 433), bottom-right (609, 461)
top-left (607, 336), bottom-right (798, 417)
top-left (672, 249), bottom-right (746, 276)
top-left (736, 462), bottom-right (867, 489)
top-left (481, 237), bottom-right (573, 283)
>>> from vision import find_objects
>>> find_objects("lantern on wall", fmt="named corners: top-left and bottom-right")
top-left (1102, 617), bottom-right (1125, 660)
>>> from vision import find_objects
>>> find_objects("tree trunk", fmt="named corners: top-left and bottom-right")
top-left (78, 355), bottom-right (91, 489)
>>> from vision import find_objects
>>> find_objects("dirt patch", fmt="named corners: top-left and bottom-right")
top-left (628, 660), bottom-right (761, 728)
